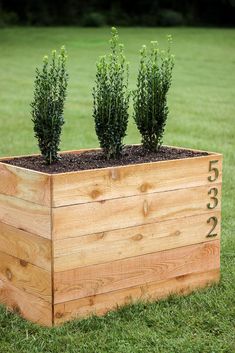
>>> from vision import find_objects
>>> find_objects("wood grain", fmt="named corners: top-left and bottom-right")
top-left (0, 194), bottom-right (51, 239)
top-left (0, 250), bottom-right (51, 302)
top-left (52, 154), bottom-right (222, 207)
top-left (54, 268), bottom-right (220, 324)
top-left (54, 240), bottom-right (220, 304)
top-left (0, 222), bottom-right (51, 271)
top-left (0, 147), bottom-right (223, 326)
top-left (54, 212), bottom-right (221, 272)
top-left (0, 162), bottom-right (51, 206)
top-left (52, 184), bottom-right (222, 240)
top-left (0, 278), bottom-right (52, 326)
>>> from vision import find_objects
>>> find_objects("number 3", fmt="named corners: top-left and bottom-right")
top-left (208, 160), bottom-right (219, 182)
top-left (207, 187), bottom-right (219, 209)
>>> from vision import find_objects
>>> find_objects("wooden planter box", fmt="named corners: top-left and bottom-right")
top-left (0, 147), bottom-right (222, 326)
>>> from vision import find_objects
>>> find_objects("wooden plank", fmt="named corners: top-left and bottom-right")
top-left (52, 184), bottom-right (222, 240)
top-left (0, 278), bottom-right (52, 326)
top-left (54, 212), bottom-right (221, 272)
top-left (166, 144), bottom-right (222, 155)
top-left (0, 162), bottom-right (51, 206)
top-left (52, 154), bottom-right (222, 207)
top-left (54, 268), bottom-right (220, 324)
top-left (59, 146), bottom-right (221, 155)
top-left (0, 250), bottom-right (51, 302)
top-left (0, 194), bottom-right (51, 239)
top-left (0, 147), bottom-right (95, 161)
top-left (0, 222), bottom-right (51, 271)
top-left (54, 240), bottom-right (220, 304)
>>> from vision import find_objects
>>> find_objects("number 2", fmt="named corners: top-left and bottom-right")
top-left (208, 160), bottom-right (219, 182)
top-left (207, 216), bottom-right (218, 237)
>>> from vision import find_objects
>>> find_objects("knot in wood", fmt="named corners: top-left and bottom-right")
top-left (89, 298), bottom-right (94, 306)
top-left (140, 183), bottom-right (151, 193)
top-left (5, 268), bottom-right (12, 281)
top-left (91, 189), bottom-right (101, 199)
top-left (12, 304), bottom-right (21, 314)
top-left (132, 233), bottom-right (143, 241)
top-left (55, 312), bottom-right (63, 319)
top-left (20, 259), bottom-right (28, 267)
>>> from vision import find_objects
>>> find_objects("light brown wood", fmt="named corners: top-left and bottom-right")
top-left (0, 250), bottom-right (51, 302)
top-left (0, 162), bottom-right (51, 206)
top-left (54, 268), bottom-right (220, 324)
top-left (52, 184), bottom-right (221, 240)
top-left (0, 147), bottom-right (98, 161)
top-left (52, 154), bottom-right (222, 207)
top-left (54, 212), bottom-right (221, 272)
top-left (0, 222), bottom-right (51, 271)
top-left (0, 278), bottom-right (52, 326)
top-left (0, 146), bottom-right (223, 326)
top-left (54, 240), bottom-right (220, 304)
top-left (166, 145), bottom-right (222, 155)
top-left (0, 194), bottom-right (51, 239)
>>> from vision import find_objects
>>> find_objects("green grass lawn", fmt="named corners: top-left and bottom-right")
top-left (0, 27), bottom-right (234, 353)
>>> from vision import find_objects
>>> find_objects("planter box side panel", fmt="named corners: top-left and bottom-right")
top-left (0, 162), bottom-right (51, 206)
top-left (0, 222), bottom-right (53, 325)
top-left (53, 211), bottom-right (221, 272)
top-left (52, 152), bottom-right (222, 325)
top-left (53, 242), bottom-right (220, 324)
top-left (52, 154), bottom-right (223, 207)
top-left (52, 184), bottom-right (221, 240)
top-left (0, 278), bottom-right (52, 326)
top-left (0, 149), bottom-right (222, 326)
top-left (54, 269), bottom-right (220, 324)
top-left (0, 166), bottom-right (53, 326)
top-left (0, 222), bottom-right (51, 271)
top-left (54, 240), bottom-right (220, 304)
top-left (0, 193), bottom-right (51, 239)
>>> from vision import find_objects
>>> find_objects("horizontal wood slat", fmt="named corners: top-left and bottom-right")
top-left (52, 154), bottom-right (222, 207)
top-left (54, 212), bottom-right (221, 272)
top-left (0, 250), bottom-right (51, 302)
top-left (54, 240), bottom-right (220, 304)
top-left (0, 163), bottom-right (51, 206)
top-left (0, 278), bottom-right (52, 326)
top-left (0, 222), bottom-right (51, 271)
top-left (0, 194), bottom-right (51, 239)
top-left (54, 268), bottom-right (220, 324)
top-left (52, 184), bottom-right (221, 240)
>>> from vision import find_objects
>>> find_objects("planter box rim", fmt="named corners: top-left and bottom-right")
top-left (0, 145), bottom-right (223, 176)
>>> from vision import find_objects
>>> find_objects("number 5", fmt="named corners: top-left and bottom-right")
top-left (208, 160), bottom-right (219, 182)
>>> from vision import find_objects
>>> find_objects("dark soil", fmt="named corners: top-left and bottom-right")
top-left (1, 145), bottom-right (209, 174)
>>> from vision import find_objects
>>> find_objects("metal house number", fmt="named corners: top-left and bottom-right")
top-left (207, 187), bottom-right (219, 210)
top-left (208, 160), bottom-right (219, 182)
top-left (207, 216), bottom-right (218, 238)
top-left (206, 160), bottom-right (219, 238)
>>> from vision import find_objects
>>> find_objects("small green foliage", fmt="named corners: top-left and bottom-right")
top-left (133, 36), bottom-right (174, 152)
top-left (31, 46), bottom-right (68, 164)
top-left (93, 27), bottom-right (130, 159)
